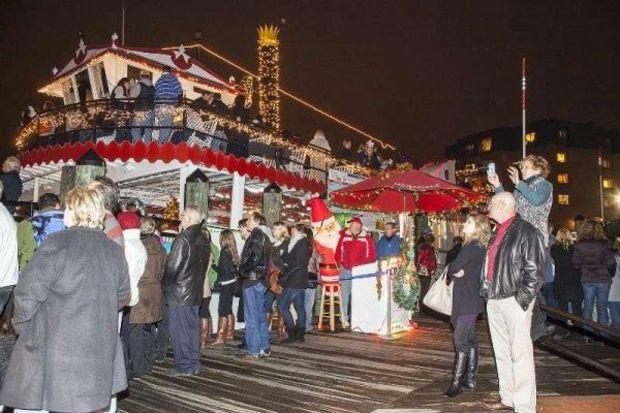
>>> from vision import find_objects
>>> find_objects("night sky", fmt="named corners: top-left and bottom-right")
top-left (0, 1), bottom-right (618, 163)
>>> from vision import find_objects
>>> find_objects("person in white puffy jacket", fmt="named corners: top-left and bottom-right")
top-left (117, 211), bottom-right (147, 381)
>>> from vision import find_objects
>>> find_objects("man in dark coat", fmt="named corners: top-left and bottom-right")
top-left (163, 206), bottom-right (211, 375)
top-left (0, 187), bottom-right (130, 412)
top-left (483, 192), bottom-right (545, 413)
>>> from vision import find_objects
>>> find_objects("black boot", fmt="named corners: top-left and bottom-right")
top-left (280, 327), bottom-right (298, 344)
top-left (444, 351), bottom-right (467, 397)
top-left (463, 347), bottom-right (478, 390)
top-left (296, 326), bottom-right (305, 343)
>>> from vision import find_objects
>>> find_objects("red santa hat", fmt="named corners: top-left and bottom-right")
top-left (306, 195), bottom-right (333, 224)
top-left (117, 211), bottom-right (141, 230)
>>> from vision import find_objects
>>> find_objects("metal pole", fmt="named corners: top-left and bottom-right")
top-left (522, 57), bottom-right (527, 159)
top-left (121, 0), bottom-right (125, 45)
top-left (599, 146), bottom-right (605, 220)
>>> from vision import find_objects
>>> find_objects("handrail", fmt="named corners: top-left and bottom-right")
top-left (15, 98), bottom-right (376, 177)
top-left (540, 304), bottom-right (620, 343)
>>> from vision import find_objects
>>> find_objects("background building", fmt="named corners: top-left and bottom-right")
top-left (445, 119), bottom-right (620, 229)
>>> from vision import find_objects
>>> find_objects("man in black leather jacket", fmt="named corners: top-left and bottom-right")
top-left (483, 192), bottom-right (545, 413)
top-left (239, 211), bottom-right (273, 358)
top-left (163, 207), bottom-right (211, 375)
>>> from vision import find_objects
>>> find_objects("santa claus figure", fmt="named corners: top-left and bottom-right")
top-left (306, 195), bottom-right (341, 285)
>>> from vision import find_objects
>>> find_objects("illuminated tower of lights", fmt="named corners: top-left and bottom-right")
top-left (257, 25), bottom-right (280, 131)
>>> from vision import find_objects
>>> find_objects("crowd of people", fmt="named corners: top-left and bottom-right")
top-left (1, 148), bottom-right (620, 413)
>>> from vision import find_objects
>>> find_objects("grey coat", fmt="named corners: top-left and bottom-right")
top-left (0, 227), bottom-right (130, 412)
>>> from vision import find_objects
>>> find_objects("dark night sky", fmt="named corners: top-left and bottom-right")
top-left (0, 0), bottom-right (618, 163)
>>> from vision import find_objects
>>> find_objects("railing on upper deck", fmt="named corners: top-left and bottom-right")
top-left (15, 98), bottom-right (374, 186)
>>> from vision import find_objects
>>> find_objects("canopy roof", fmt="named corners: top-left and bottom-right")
top-left (41, 34), bottom-right (238, 95)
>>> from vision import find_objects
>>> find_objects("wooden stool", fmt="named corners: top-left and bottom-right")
top-left (318, 283), bottom-right (344, 332)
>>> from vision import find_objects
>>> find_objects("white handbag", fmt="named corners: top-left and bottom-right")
top-left (422, 266), bottom-right (453, 316)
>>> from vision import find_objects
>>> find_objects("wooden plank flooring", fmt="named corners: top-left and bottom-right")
top-left (118, 317), bottom-right (620, 413)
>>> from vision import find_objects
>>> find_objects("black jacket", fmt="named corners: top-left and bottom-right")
top-left (163, 224), bottom-right (211, 306)
top-left (216, 250), bottom-right (237, 284)
top-left (550, 244), bottom-right (582, 301)
top-left (446, 243), bottom-right (463, 265)
top-left (272, 239), bottom-right (289, 272)
top-left (283, 235), bottom-right (311, 290)
top-left (239, 227), bottom-right (272, 284)
top-left (447, 242), bottom-right (486, 325)
top-left (572, 239), bottom-right (616, 284)
top-left (482, 216), bottom-right (546, 310)
top-left (0, 171), bottom-right (23, 213)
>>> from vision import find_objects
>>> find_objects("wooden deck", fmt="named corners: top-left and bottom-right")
top-left (117, 316), bottom-right (620, 413)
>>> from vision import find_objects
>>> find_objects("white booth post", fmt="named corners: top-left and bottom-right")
top-left (230, 171), bottom-right (245, 229)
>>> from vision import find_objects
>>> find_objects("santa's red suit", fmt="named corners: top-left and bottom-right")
top-left (306, 196), bottom-right (341, 285)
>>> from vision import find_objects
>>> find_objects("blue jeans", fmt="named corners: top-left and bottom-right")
top-left (167, 305), bottom-right (201, 374)
top-left (339, 268), bottom-right (352, 324)
top-left (277, 288), bottom-right (306, 330)
top-left (542, 282), bottom-right (557, 308)
top-left (582, 283), bottom-right (610, 328)
top-left (131, 110), bottom-right (154, 142)
top-left (264, 291), bottom-right (277, 313)
top-left (609, 301), bottom-right (620, 331)
top-left (243, 282), bottom-right (270, 356)
top-left (304, 288), bottom-right (316, 331)
top-left (155, 104), bottom-right (175, 143)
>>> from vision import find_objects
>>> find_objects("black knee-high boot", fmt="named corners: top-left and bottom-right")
top-left (444, 351), bottom-right (467, 397)
top-left (464, 347), bottom-right (478, 390)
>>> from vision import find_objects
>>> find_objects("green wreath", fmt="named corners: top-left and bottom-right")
top-left (392, 265), bottom-right (420, 314)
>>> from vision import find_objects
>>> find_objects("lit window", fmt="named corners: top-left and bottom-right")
top-left (556, 152), bottom-right (567, 163)
top-left (558, 194), bottom-right (569, 205)
top-left (603, 178), bottom-right (614, 189)
top-left (558, 130), bottom-right (567, 139)
top-left (466, 143), bottom-right (475, 153)
top-left (602, 158), bottom-right (612, 168)
top-left (525, 132), bottom-right (536, 143)
top-left (480, 138), bottom-right (492, 152)
top-left (557, 174), bottom-right (568, 184)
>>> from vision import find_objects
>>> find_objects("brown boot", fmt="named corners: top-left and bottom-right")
top-left (205, 317), bottom-right (214, 344)
top-left (200, 318), bottom-right (211, 350)
top-left (278, 314), bottom-right (286, 338)
top-left (226, 314), bottom-right (236, 340)
top-left (212, 317), bottom-right (228, 345)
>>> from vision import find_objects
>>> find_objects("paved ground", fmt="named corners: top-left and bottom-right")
top-left (115, 317), bottom-right (620, 413)
top-left (1, 316), bottom-right (618, 412)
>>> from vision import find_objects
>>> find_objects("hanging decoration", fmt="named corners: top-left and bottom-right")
top-left (257, 25), bottom-right (281, 131)
top-left (392, 259), bottom-right (420, 313)
top-left (161, 195), bottom-right (180, 232)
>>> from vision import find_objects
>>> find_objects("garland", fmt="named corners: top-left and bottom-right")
top-left (392, 264), bottom-right (420, 314)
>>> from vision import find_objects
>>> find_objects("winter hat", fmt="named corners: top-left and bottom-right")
top-left (347, 216), bottom-right (362, 225)
top-left (117, 211), bottom-right (141, 230)
top-left (306, 196), bottom-right (333, 224)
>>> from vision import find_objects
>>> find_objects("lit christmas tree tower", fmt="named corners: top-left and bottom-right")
top-left (257, 25), bottom-right (281, 130)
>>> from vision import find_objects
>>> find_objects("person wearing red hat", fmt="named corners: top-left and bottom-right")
top-left (335, 216), bottom-right (377, 328)
top-left (117, 211), bottom-right (147, 381)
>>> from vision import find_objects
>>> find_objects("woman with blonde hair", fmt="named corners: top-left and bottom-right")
top-left (550, 228), bottom-right (582, 323)
top-left (212, 229), bottom-right (240, 345)
top-left (0, 186), bottom-right (130, 412)
top-left (444, 214), bottom-right (491, 398)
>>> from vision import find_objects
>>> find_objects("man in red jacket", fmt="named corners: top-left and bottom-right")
top-left (335, 217), bottom-right (377, 328)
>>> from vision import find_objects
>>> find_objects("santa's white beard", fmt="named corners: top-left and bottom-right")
top-left (312, 216), bottom-right (341, 250)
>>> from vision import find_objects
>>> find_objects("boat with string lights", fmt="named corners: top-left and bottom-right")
top-left (14, 31), bottom-right (374, 230)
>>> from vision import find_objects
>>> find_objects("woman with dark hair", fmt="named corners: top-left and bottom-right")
top-left (111, 77), bottom-right (131, 109)
top-left (212, 229), bottom-right (240, 345)
top-left (279, 223), bottom-right (312, 344)
top-left (573, 220), bottom-right (615, 329)
top-left (444, 214), bottom-right (491, 398)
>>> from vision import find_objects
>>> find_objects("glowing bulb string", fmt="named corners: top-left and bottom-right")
top-left (163, 43), bottom-right (395, 150)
